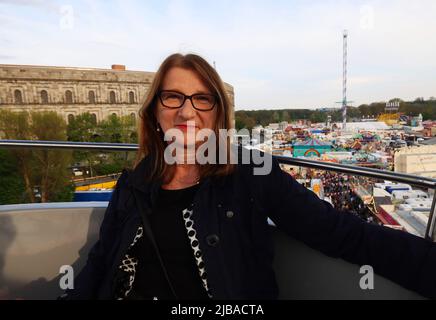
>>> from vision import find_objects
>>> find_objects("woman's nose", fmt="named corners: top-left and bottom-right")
top-left (178, 98), bottom-right (196, 119)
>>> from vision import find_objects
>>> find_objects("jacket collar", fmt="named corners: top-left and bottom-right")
top-left (127, 155), bottom-right (157, 193)
top-left (124, 156), bottom-right (159, 209)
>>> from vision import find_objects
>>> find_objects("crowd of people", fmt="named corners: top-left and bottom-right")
top-left (288, 168), bottom-right (376, 224)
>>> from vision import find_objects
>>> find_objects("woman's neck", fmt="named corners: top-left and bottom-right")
top-left (162, 164), bottom-right (200, 190)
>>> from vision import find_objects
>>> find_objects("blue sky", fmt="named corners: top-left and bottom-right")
top-left (1, 0), bottom-right (435, 110)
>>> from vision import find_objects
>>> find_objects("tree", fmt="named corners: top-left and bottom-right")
top-left (0, 110), bottom-right (35, 202)
top-left (389, 98), bottom-right (403, 103)
top-left (0, 111), bottom-right (73, 203)
top-left (67, 112), bottom-right (98, 142)
top-left (234, 111), bottom-right (257, 130)
top-left (67, 112), bottom-right (101, 178)
top-left (235, 118), bottom-right (245, 131)
top-left (309, 112), bottom-right (325, 123)
top-left (282, 111), bottom-right (291, 122)
top-left (119, 115), bottom-right (137, 143)
top-left (30, 111), bottom-right (73, 202)
top-left (272, 111), bottom-right (280, 122)
top-left (0, 149), bottom-right (26, 204)
top-left (98, 114), bottom-right (123, 143)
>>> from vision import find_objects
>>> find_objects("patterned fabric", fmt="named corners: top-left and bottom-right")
top-left (115, 226), bottom-right (143, 300)
top-left (115, 208), bottom-right (212, 300)
top-left (182, 207), bottom-right (213, 298)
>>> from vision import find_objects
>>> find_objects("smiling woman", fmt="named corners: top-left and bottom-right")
top-left (60, 53), bottom-right (239, 300)
top-left (60, 53), bottom-right (436, 301)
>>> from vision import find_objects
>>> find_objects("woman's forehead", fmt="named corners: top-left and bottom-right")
top-left (162, 67), bottom-right (211, 93)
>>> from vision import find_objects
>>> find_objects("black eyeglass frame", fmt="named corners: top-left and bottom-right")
top-left (157, 90), bottom-right (218, 111)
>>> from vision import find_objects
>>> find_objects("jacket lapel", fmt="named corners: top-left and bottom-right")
top-left (126, 155), bottom-right (162, 210)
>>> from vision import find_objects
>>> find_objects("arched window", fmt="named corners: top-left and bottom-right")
top-left (109, 91), bottom-right (116, 104)
top-left (67, 114), bottom-right (75, 124)
top-left (88, 91), bottom-right (96, 104)
top-left (14, 89), bottom-right (23, 104)
top-left (130, 112), bottom-right (136, 122)
top-left (91, 113), bottom-right (97, 125)
top-left (40, 90), bottom-right (48, 104)
top-left (129, 91), bottom-right (135, 104)
top-left (111, 113), bottom-right (117, 118)
top-left (65, 90), bottom-right (73, 104)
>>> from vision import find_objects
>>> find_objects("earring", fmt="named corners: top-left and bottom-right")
top-left (156, 123), bottom-right (161, 132)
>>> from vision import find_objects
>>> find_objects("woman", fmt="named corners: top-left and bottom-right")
top-left (64, 53), bottom-right (436, 300)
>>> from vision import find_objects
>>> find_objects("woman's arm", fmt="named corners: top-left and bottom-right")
top-left (265, 157), bottom-right (436, 299)
top-left (60, 170), bottom-right (130, 300)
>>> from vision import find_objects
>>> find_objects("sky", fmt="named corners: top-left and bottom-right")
top-left (1, 0), bottom-right (435, 110)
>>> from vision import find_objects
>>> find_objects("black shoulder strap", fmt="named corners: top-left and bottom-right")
top-left (132, 189), bottom-right (179, 300)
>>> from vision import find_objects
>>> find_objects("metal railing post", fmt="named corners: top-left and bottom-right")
top-left (426, 195), bottom-right (436, 241)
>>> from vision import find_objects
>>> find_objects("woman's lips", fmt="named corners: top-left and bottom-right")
top-left (175, 124), bottom-right (198, 131)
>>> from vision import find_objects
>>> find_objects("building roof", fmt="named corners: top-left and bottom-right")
top-left (0, 63), bottom-right (154, 83)
top-left (293, 138), bottom-right (332, 147)
top-left (0, 63), bottom-right (234, 92)
top-left (336, 121), bottom-right (391, 131)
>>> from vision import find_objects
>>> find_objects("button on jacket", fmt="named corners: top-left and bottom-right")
top-left (65, 148), bottom-right (436, 299)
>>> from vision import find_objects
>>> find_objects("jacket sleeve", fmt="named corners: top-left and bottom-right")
top-left (265, 157), bottom-right (436, 299)
top-left (60, 170), bottom-right (130, 300)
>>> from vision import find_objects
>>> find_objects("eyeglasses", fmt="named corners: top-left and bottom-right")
top-left (157, 90), bottom-right (217, 111)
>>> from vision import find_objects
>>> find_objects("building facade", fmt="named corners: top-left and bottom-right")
top-left (0, 64), bottom-right (235, 124)
top-left (394, 145), bottom-right (436, 178)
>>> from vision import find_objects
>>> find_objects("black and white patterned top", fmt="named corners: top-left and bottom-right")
top-left (181, 207), bottom-right (212, 297)
top-left (114, 186), bottom-right (212, 300)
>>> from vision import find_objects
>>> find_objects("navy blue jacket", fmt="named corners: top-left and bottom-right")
top-left (66, 148), bottom-right (436, 299)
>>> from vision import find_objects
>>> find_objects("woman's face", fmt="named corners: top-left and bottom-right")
top-left (155, 67), bottom-right (217, 147)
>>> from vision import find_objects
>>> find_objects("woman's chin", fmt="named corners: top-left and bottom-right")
top-left (182, 139), bottom-right (203, 148)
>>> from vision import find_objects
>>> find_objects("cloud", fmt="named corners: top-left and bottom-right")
top-left (0, 54), bottom-right (15, 60)
top-left (1, 0), bottom-right (435, 109)
top-left (0, 0), bottom-right (59, 13)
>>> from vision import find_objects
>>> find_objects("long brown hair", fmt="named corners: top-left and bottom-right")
top-left (134, 53), bottom-right (236, 183)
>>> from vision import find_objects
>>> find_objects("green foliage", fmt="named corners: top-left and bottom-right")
top-left (235, 98), bottom-right (436, 129)
top-left (31, 111), bottom-right (68, 141)
top-left (98, 114), bottom-right (123, 143)
top-left (94, 161), bottom-right (124, 176)
top-left (0, 111), bottom-right (73, 203)
top-left (0, 149), bottom-right (27, 204)
top-left (0, 111), bottom-right (139, 203)
top-left (51, 181), bottom-right (75, 202)
top-left (67, 112), bottom-right (98, 142)
top-left (67, 112), bottom-right (137, 143)
top-left (66, 113), bottom-right (137, 176)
